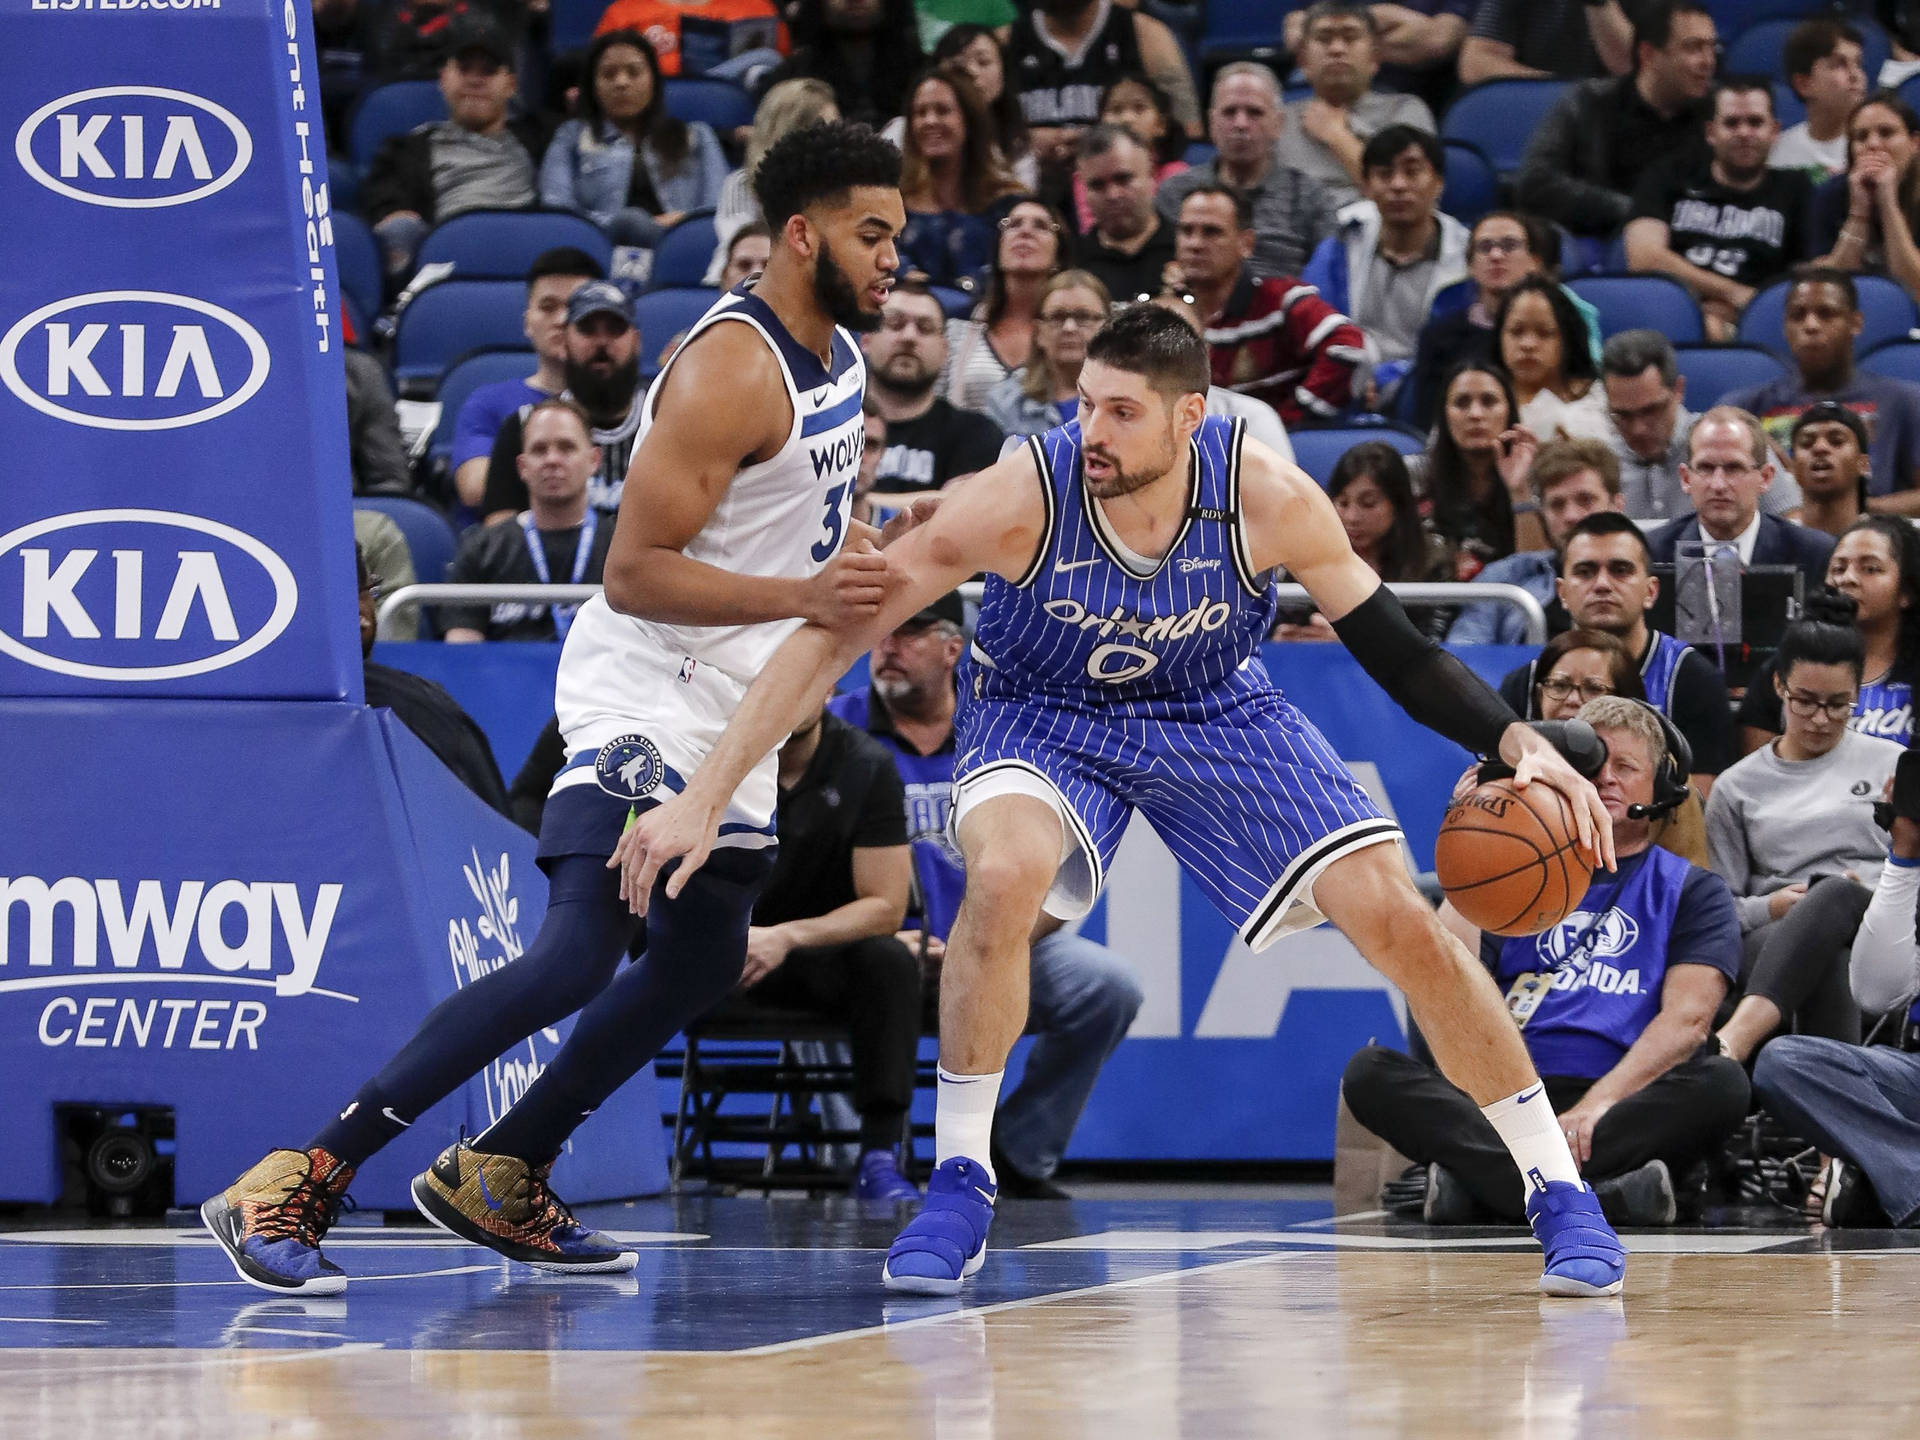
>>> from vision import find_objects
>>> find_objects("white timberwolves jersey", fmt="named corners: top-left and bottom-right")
top-left (550, 286), bottom-right (867, 831)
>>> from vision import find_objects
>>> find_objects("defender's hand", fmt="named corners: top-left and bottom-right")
top-left (1500, 723), bottom-right (1616, 871)
top-left (803, 537), bottom-right (889, 629)
top-left (606, 788), bottom-right (725, 916)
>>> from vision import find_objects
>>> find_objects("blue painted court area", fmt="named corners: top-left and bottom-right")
top-left (0, 1196), bottom-right (1873, 1357)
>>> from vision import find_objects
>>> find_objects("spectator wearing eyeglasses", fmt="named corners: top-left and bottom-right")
top-left (984, 270), bottom-right (1110, 438)
top-left (1406, 210), bottom-right (1552, 432)
top-left (943, 198), bottom-right (1066, 414)
top-left (1647, 407), bottom-right (1836, 590)
top-left (1705, 620), bottom-right (1903, 1066)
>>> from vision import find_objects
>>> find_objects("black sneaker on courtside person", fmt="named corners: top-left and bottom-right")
top-left (411, 1141), bottom-right (639, 1273)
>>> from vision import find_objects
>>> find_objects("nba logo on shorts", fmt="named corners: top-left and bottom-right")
top-left (594, 735), bottom-right (664, 801)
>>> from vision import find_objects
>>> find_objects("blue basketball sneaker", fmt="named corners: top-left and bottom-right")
top-left (1527, 1179), bottom-right (1627, 1297)
top-left (882, 1157), bottom-right (996, 1295)
top-left (854, 1149), bottom-right (921, 1203)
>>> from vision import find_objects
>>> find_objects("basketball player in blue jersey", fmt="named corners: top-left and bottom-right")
top-left (200, 123), bottom-right (907, 1296)
top-left (623, 305), bottom-right (1636, 1300)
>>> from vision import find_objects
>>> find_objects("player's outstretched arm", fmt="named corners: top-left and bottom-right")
top-left (1238, 440), bottom-right (1615, 869)
top-left (609, 449), bottom-right (1051, 913)
top-left (600, 323), bottom-right (888, 631)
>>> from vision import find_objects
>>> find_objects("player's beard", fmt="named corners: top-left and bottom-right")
top-left (1083, 432), bottom-right (1177, 499)
top-left (815, 242), bottom-right (883, 333)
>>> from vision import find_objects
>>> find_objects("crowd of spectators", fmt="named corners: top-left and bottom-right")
top-left (318, 2), bottom-right (1920, 1213)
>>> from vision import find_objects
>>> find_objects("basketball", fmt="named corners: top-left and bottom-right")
top-left (1435, 778), bottom-right (1597, 936)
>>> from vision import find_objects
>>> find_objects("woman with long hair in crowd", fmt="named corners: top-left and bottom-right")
top-left (1407, 362), bottom-right (1545, 577)
top-left (896, 64), bottom-right (1027, 290)
top-left (928, 24), bottom-right (1033, 188)
top-left (541, 30), bottom-right (729, 248)
top-left (1274, 441), bottom-right (1457, 641)
top-left (985, 269), bottom-right (1110, 437)
top-left (1739, 515), bottom-right (1920, 751)
top-left (1496, 274), bottom-right (1608, 444)
top-left (1814, 91), bottom-right (1920, 302)
top-left (943, 195), bottom-right (1067, 412)
top-left (704, 78), bottom-right (840, 282)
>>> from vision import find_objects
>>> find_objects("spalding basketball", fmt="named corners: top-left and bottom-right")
top-left (1435, 778), bottom-right (1597, 936)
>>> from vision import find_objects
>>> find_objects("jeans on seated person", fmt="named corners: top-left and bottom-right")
top-left (1343, 1043), bottom-right (1751, 1220)
top-left (1754, 1036), bottom-right (1920, 1226)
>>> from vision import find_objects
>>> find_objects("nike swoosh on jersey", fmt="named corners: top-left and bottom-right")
top-left (1054, 557), bottom-right (1101, 573)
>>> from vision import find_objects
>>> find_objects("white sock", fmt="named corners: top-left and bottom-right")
top-left (1481, 1083), bottom-right (1583, 1194)
top-left (935, 1066), bottom-right (1004, 1181)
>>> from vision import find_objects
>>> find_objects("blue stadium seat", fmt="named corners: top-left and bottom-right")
top-left (1726, 18), bottom-right (1890, 86)
top-left (651, 210), bottom-right (718, 289)
top-left (427, 348), bottom-right (538, 471)
top-left (550, 0), bottom-right (606, 53)
top-left (417, 210), bottom-right (613, 280)
top-left (1901, 73), bottom-right (1920, 119)
top-left (1182, 140), bottom-right (1217, 168)
top-left (1289, 426), bottom-right (1424, 488)
top-left (1565, 275), bottom-right (1704, 344)
top-left (1862, 340), bottom-right (1920, 386)
top-left (1670, 344), bottom-right (1787, 410)
top-left (1198, 0), bottom-right (1296, 62)
top-left (392, 280), bottom-right (531, 389)
top-left (1440, 142), bottom-right (1496, 227)
top-left (348, 81), bottom-right (447, 168)
top-left (634, 286), bottom-right (722, 379)
top-left (333, 211), bottom-right (383, 324)
top-left (663, 78), bottom-right (756, 131)
top-left (1773, 81), bottom-right (1804, 129)
top-left (1439, 80), bottom-right (1570, 177)
top-left (930, 285), bottom-right (974, 319)
top-left (356, 497), bottom-right (460, 585)
top-left (1738, 274), bottom-right (1919, 358)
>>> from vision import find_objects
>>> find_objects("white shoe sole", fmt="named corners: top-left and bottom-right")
top-left (880, 1243), bottom-right (986, 1295)
top-left (408, 1175), bottom-right (638, 1274)
top-left (1539, 1272), bottom-right (1625, 1298)
top-left (200, 1197), bottom-right (347, 1297)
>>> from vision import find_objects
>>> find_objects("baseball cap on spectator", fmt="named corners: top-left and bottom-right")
top-left (443, 16), bottom-right (515, 69)
top-left (566, 280), bottom-right (634, 329)
top-left (1789, 400), bottom-right (1869, 454)
top-left (902, 591), bottom-right (966, 630)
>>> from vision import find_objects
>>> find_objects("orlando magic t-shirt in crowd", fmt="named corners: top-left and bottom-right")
top-left (1629, 156), bottom-right (1810, 292)
top-left (873, 400), bottom-right (1005, 493)
top-left (1736, 656), bottom-right (1915, 745)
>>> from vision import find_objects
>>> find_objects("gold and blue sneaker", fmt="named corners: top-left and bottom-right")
top-left (201, 1147), bottom-right (355, 1296)
top-left (410, 1140), bottom-right (638, 1274)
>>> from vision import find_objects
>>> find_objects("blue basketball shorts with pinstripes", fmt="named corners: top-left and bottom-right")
top-left (951, 681), bottom-right (1403, 952)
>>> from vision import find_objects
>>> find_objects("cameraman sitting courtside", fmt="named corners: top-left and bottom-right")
top-left (828, 595), bottom-right (1144, 1198)
top-left (1345, 697), bottom-right (1750, 1227)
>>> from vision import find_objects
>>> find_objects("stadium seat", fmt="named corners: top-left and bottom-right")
top-left (1565, 275), bottom-right (1704, 344)
top-left (1439, 80), bottom-right (1569, 177)
top-left (1862, 340), bottom-right (1920, 386)
top-left (1901, 73), bottom-right (1920, 119)
top-left (392, 280), bottom-right (531, 390)
top-left (1289, 426), bottom-right (1424, 487)
top-left (348, 81), bottom-right (447, 168)
top-left (1725, 18), bottom-right (1890, 87)
top-left (1670, 344), bottom-right (1787, 410)
top-left (355, 497), bottom-right (460, 585)
top-left (1772, 81), bottom-right (1804, 129)
top-left (1738, 275), bottom-right (1919, 359)
top-left (651, 210), bottom-right (719, 289)
top-left (549, 0), bottom-right (605, 53)
top-left (333, 211), bottom-right (383, 325)
top-left (426, 348), bottom-right (538, 472)
top-left (663, 78), bottom-right (756, 131)
top-left (1183, 140), bottom-right (1217, 167)
top-left (930, 285), bottom-right (974, 319)
top-left (417, 210), bottom-right (614, 280)
top-left (1198, 0), bottom-right (1295, 62)
top-left (634, 286), bottom-right (722, 379)
top-left (1440, 142), bottom-right (1496, 227)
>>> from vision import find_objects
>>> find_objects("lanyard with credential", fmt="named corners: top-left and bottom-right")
top-left (521, 508), bottom-right (596, 641)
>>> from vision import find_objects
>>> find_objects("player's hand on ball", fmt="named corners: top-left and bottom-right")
top-left (607, 791), bottom-right (723, 916)
top-left (806, 538), bottom-right (891, 629)
top-left (1499, 723), bottom-right (1616, 871)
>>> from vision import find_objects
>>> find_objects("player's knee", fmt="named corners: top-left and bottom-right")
top-left (964, 846), bottom-right (1056, 920)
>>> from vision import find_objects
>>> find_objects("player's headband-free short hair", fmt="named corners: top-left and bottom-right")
top-left (753, 121), bottom-right (903, 228)
top-left (1085, 303), bottom-right (1211, 401)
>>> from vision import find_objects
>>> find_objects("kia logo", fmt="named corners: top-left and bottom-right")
top-left (0, 509), bottom-right (298, 681)
top-left (15, 86), bottom-right (252, 209)
top-left (0, 291), bottom-right (270, 431)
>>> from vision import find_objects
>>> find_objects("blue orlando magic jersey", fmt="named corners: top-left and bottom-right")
top-left (971, 416), bottom-right (1276, 708)
top-left (1639, 631), bottom-right (1688, 712)
top-left (1854, 676), bottom-right (1914, 744)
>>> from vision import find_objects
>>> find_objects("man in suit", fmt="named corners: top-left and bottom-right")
top-left (1648, 406), bottom-right (1835, 590)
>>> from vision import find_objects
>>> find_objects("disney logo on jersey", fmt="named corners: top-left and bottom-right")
top-left (1534, 909), bottom-right (1639, 970)
top-left (1043, 595), bottom-right (1236, 684)
top-left (593, 735), bottom-right (664, 801)
top-left (1175, 556), bottom-right (1221, 574)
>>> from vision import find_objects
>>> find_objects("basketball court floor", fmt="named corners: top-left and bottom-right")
top-left (1, 1189), bottom-right (1917, 1437)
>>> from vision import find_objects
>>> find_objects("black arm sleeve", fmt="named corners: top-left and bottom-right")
top-left (1330, 584), bottom-right (1518, 756)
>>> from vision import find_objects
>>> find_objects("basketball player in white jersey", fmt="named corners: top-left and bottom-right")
top-left (201, 123), bottom-right (907, 1295)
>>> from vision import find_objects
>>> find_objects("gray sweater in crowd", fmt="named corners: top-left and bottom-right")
top-left (1705, 729), bottom-right (1904, 931)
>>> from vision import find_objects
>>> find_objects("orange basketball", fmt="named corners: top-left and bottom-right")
top-left (1435, 778), bottom-right (1597, 936)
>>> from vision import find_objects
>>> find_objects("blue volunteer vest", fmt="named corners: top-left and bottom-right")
top-left (1492, 846), bottom-right (1691, 1079)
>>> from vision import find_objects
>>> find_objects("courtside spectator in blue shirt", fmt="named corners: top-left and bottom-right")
top-left (827, 594), bottom-right (1143, 1198)
top-left (449, 247), bottom-right (604, 511)
top-left (1344, 696), bottom-right (1749, 1227)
